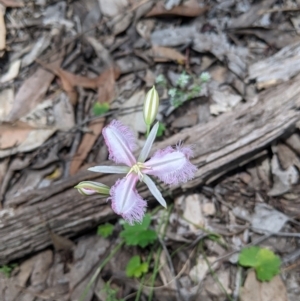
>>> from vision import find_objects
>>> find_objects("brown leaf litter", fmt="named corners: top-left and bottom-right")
top-left (146, 0), bottom-right (208, 17)
top-left (1, 0), bottom-right (300, 300)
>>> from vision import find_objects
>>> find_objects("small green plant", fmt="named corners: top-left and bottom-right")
top-left (155, 74), bottom-right (167, 86)
top-left (166, 71), bottom-right (210, 108)
top-left (120, 214), bottom-right (157, 248)
top-left (93, 102), bottom-right (110, 116)
top-left (156, 122), bottom-right (166, 137)
top-left (238, 246), bottom-right (281, 281)
top-left (100, 282), bottom-right (124, 301)
top-left (97, 223), bottom-right (114, 238)
top-left (0, 264), bottom-right (17, 278)
top-left (126, 255), bottom-right (149, 278)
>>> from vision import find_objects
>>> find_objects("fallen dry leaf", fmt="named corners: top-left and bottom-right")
top-left (39, 60), bottom-right (96, 105)
top-left (69, 120), bottom-right (103, 176)
top-left (98, 0), bottom-right (128, 17)
top-left (109, 12), bottom-right (133, 35)
top-left (0, 121), bottom-right (34, 149)
top-left (240, 270), bottom-right (288, 301)
top-left (0, 94), bottom-right (74, 158)
top-left (0, 6), bottom-right (5, 51)
top-left (40, 60), bottom-right (120, 106)
top-left (69, 66), bottom-right (120, 175)
top-left (7, 67), bottom-right (58, 122)
top-left (151, 45), bottom-right (186, 63)
top-left (0, 124), bottom-right (55, 158)
top-left (146, 0), bottom-right (208, 17)
top-left (0, 0), bottom-right (24, 7)
top-left (97, 66), bottom-right (120, 103)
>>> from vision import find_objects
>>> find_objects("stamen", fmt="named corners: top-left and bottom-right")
top-left (125, 162), bottom-right (152, 180)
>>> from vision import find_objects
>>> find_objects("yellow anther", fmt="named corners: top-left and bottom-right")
top-left (126, 162), bottom-right (152, 181)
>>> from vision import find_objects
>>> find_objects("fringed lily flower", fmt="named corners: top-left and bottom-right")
top-left (88, 120), bottom-right (197, 224)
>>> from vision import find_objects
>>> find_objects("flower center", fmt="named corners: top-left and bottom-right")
top-left (127, 162), bottom-right (150, 181)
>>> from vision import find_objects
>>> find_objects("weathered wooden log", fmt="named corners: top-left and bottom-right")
top-left (1, 76), bottom-right (300, 264)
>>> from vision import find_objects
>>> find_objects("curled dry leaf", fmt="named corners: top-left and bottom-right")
top-left (40, 60), bottom-right (120, 106)
top-left (150, 45), bottom-right (186, 63)
top-left (146, 0), bottom-right (208, 17)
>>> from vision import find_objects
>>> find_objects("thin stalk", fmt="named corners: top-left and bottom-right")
top-left (148, 205), bottom-right (173, 301)
top-left (146, 125), bottom-right (150, 137)
top-left (79, 240), bottom-right (125, 301)
top-left (200, 242), bottom-right (234, 301)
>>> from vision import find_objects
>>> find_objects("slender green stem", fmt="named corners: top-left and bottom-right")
top-left (135, 248), bottom-right (155, 301)
top-left (200, 242), bottom-right (234, 301)
top-left (79, 240), bottom-right (125, 301)
top-left (148, 205), bottom-right (173, 301)
top-left (146, 125), bottom-right (150, 137)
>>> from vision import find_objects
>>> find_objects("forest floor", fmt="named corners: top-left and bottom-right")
top-left (1, 0), bottom-right (300, 300)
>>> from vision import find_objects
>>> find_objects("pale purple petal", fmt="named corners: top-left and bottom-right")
top-left (88, 165), bottom-right (130, 174)
top-left (143, 175), bottom-right (167, 208)
top-left (109, 173), bottom-right (147, 224)
top-left (138, 122), bottom-right (159, 163)
top-left (103, 120), bottom-right (136, 166)
top-left (144, 145), bottom-right (197, 185)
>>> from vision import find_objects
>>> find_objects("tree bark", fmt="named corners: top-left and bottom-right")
top-left (1, 76), bottom-right (300, 264)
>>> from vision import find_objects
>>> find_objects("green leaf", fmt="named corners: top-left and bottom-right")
top-left (126, 255), bottom-right (149, 278)
top-left (97, 223), bottom-right (114, 238)
top-left (238, 247), bottom-right (281, 281)
top-left (0, 264), bottom-right (17, 278)
top-left (101, 282), bottom-right (124, 301)
top-left (93, 102), bottom-right (110, 116)
top-left (177, 71), bottom-right (190, 89)
top-left (120, 214), bottom-right (157, 248)
top-left (155, 74), bottom-right (167, 86)
top-left (239, 246), bottom-right (260, 267)
top-left (255, 248), bottom-right (281, 281)
top-left (156, 122), bottom-right (166, 138)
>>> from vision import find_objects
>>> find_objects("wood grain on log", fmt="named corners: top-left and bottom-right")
top-left (1, 76), bottom-right (300, 264)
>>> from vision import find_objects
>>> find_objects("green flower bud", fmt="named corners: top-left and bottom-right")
top-left (74, 181), bottom-right (110, 196)
top-left (143, 86), bottom-right (159, 134)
